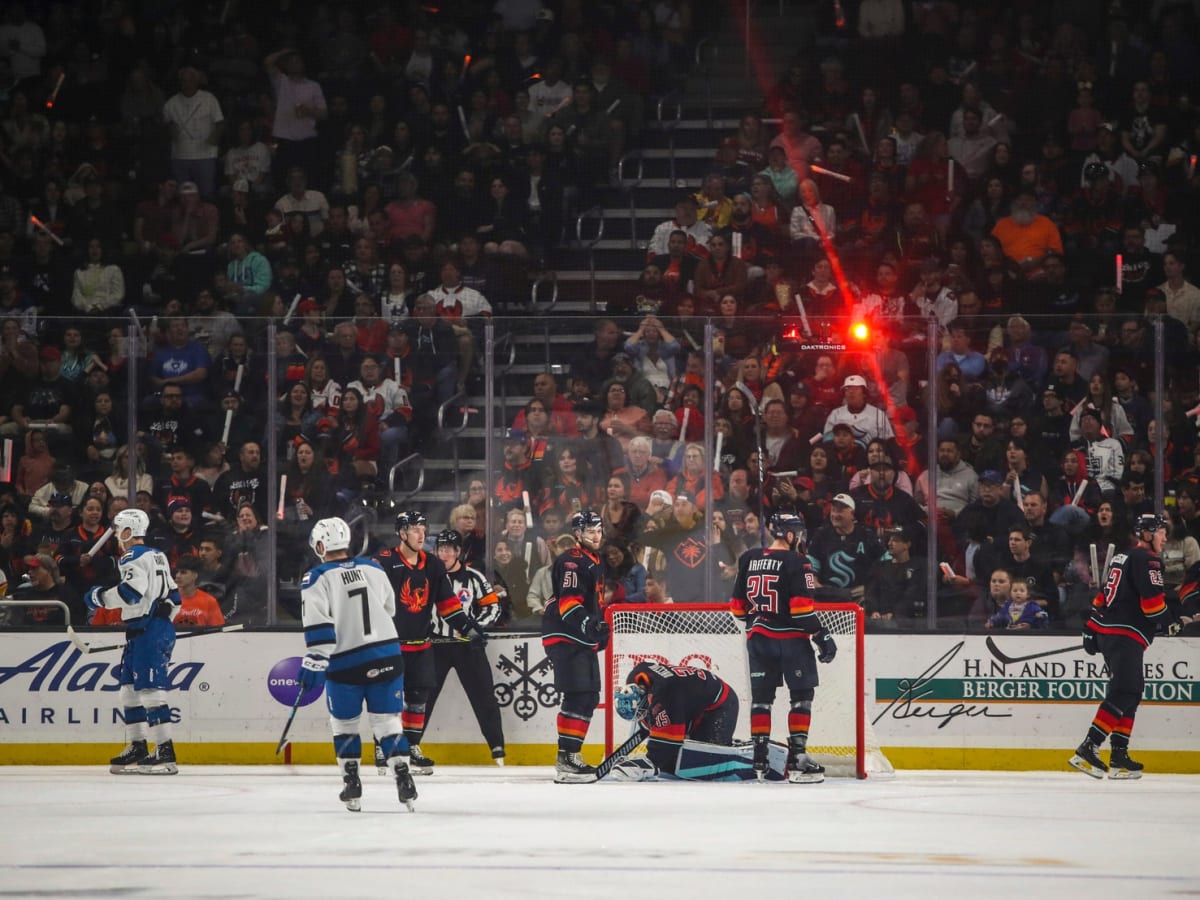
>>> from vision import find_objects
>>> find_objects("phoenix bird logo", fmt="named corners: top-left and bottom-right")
top-left (399, 580), bottom-right (429, 613)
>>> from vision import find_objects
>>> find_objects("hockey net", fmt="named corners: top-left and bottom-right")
top-left (602, 602), bottom-right (893, 778)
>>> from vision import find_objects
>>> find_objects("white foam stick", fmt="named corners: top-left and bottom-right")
top-left (457, 105), bottom-right (470, 140)
top-left (29, 215), bottom-right (64, 246)
top-left (1185, 402), bottom-right (1200, 418)
top-left (201, 510), bottom-right (222, 521)
top-left (793, 294), bottom-right (812, 336)
top-left (522, 490), bottom-right (533, 527)
top-left (219, 0), bottom-right (232, 24)
top-left (1115, 254), bottom-right (1123, 293)
top-left (939, 562), bottom-right (955, 578)
top-left (277, 474), bottom-right (287, 520)
top-left (987, 113), bottom-right (1004, 129)
top-left (680, 407), bottom-right (691, 440)
top-left (87, 528), bottom-right (113, 557)
top-left (852, 112), bottom-right (868, 151)
top-left (642, 546), bottom-right (651, 568)
top-left (45, 71), bottom-right (64, 109)
top-left (606, 99), bottom-right (621, 114)
top-left (394, 356), bottom-right (401, 385)
top-left (0, 438), bottom-right (10, 482)
top-left (714, 432), bottom-right (724, 470)
top-left (1103, 543), bottom-right (1115, 578)
top-left (810, 164), bottom-right (851, 183)
top-left (958, 60), bottom-right (977, 80)
top-left (282, 293), bottom-right (301, 325)
top-left (809, 432), bottom-right (824, 446)
top-left (947, 158), bottom-right (954, 193)
top-left (1089, 543), bottom-right (1100, 585)
top-left (1071, 478), bottom-right (1089, 506)
top-left (1071, 397), bottom-right (1087, 416)
top-left (731, 230), bottom-right (742, 259)
top-left (1013, 475), bottom-right (1022, 505)
top-left (545, 95), bottom-right (573, 118)
top-left (221, 408), bottom-right (233, 444)
top-left (524, 542), bottom-right (532, 570)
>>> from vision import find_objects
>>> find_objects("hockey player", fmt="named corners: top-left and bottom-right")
top-left (609, 660), bottom-right (787, 781)
top-left (1070, 513), bottom-right (1186, 779)
top-left (542, 509), bottom-right (609, 783)
top-left (730, 512), bottom-right (837, 783)
top-left (374, 510), bottom-right (485, 774)
top-left (84, 509), bottom-right (182, 775)
top-left (297, 517), bottom-right (417, 812)
top-left (426, 529), bottom-right (506, 764)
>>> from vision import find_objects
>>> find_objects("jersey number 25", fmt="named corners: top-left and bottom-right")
top-left (745, 574), bottom-right (779, 614)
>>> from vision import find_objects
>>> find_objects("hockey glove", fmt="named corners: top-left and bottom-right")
top-left (583, 616), bottom-right (611, 650)
top-left (298, 655), bottom-right (328, 692)
top-left (1081, 629), bottom-right (1099, 655)
top-left (462, 618), bottom-right (488, 646)
top-left (813, 629), bottom-right (837, 664)
top-left (83, 586), bottom-right (103, 612)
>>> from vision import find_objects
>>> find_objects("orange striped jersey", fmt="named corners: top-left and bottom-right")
top-left (730, 547), bottom-right (822, 639)
top-left (541, 546), bottom-right (605, 647)
top-left (1086, 545), bottom-right (1168, 648)
top-left (627, 661), bottom-right (734, 774)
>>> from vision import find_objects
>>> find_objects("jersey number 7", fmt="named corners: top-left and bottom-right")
top-left (351, 587), bottom-right (375, 638)
top-left (745, 574), bottom-right (779, 614)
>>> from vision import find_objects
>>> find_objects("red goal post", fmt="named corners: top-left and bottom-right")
top-left (601, 602), bottom-right (893, 778)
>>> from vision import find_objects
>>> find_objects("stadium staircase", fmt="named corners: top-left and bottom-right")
top-left (378, 6), bottom-right (818, 536)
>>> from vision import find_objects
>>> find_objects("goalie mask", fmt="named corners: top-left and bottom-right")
top-left (614, 683), bottom-right (647, 721)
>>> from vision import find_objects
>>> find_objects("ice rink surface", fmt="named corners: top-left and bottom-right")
top-left (1, 766), bottom-right (1197, 899)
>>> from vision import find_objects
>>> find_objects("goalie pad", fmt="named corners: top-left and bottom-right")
top-left (610, 757), bottom-right (659, 782)
top-left (672, 739), bottom-right (787, 781)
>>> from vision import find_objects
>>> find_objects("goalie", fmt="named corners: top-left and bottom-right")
top-left (609, 661), bottom-right (787, 782)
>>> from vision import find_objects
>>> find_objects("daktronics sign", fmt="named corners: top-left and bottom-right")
top-left (0, 639), bottom-right (204, 728)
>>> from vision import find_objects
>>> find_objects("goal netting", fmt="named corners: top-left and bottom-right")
top-left (602, 602), bottom-right (893, 778)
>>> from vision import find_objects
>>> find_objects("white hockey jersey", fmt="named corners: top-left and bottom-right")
top-left (97, 544), bottom-right (179, 628)
top-left (301, 557), bottom-right (403, 682)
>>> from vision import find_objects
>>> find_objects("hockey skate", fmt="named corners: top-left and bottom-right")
top-left (752, 737), bottom-right (770, 782)
top-left (408, 745), bottom-right (435, 775)
top-left (1108, 748), bottom-right (1144, 780)
top-left (138, 740), bottom-right (178, 775)
top-left (340, 760), bottom-right (363, 812)
top-left (491, 746), bottom-right (506, 767)
top-left (374, 742), bottom-right (388, 776)
top-left (1068, 741), bottom-right (1109, 779)
top-left (554, 750), bottom-right (598, 784)
top-left (109, 740), bottom-right (150, 774)
top-left (786, 750), bottom-right (826, 784)
top-left (394, 760), bottom-right (418, 811)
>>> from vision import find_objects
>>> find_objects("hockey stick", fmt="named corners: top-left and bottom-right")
top-left (275, 686), bottom-right (306, 756)
top-left (984, 636), bottom-right (1080, 665)
top-left (595, 724), bottom-right (650, 781)
top-left (68, 623), bottom-right (245, 654)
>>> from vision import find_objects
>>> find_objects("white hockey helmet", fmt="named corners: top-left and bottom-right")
top-left (309, 517), bottom-right (352, 558)
top-left (113, 508), bottom-right (150, 543)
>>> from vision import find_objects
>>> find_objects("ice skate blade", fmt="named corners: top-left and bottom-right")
top-left (110, 764), bottom-right (145, 775)
top-left (403, 800), bottom-right (416, 812)
top-left (554, 770), bottom-right (598, 784)
top-left (494, 757), bottom-right (505, 767)
top-left (1108, 767), bottom-right (1142, 780)
top-left (1068, 754), bottom-right (1107, 779)
top-left (376, 766), bottom-right (389, 776)
top-left (138, 760), bottom-right (178, 775)
top-left (788, 771), bottom-right (825, 784)
top-left (410, 765), bottom-right (433, 776)
top-left (344, 798), bottom-right (362, 812)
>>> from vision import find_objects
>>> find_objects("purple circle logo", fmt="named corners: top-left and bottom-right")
top-left (268, 657), bottom-right (324, 707)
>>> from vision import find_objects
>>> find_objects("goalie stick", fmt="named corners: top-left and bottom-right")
top-left (67, 623), bottom-right (245, 654)
top-left (595, 724), bottom-right (650, 781)
top-left (984, 636), bottom-right (1080, 665)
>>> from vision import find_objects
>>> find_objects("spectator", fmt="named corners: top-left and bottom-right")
top-left (646, 195), bottom-right (712, 260)
top-left (1075, 407), bottom-right (1126, 497)
top-left (162, 63), bottom-right (224, 197)
top-left (808, 493), bottom-right (883, 598)
top-left (172, 555), bottom-right (225, 627)
top-left (936, 319), bottom-right (987, 381)
top-left (986, 576), bottom-right (1048, 630)
top-left (70, 238), bottom-right (125, 315)
top-left (788, 178), bottom-right (837, 250)
top-left (693, 234), bottom-right (749, 307)
top-left (991, 190), bottom-right (1064, 278)
top-left (346, 356), bottom-right (411, 478)
top-left (264, 49), bottom-right (327, 189)
top-left (275, 166), bottom-right (329, 238)
top-left (955, 469), bottom-right (1025, 545)
top-left (823, 374), bottom-right (894, 445)
top-left (213, 441), bottom-right (267, 523)
top-left (149, 317), bottom-right (212, 411)
top-left (224, 233), bottom-right (272, 314)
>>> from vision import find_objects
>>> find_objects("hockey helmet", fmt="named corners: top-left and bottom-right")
top-left (768, 511), bottom-right (806, 545)
top-left (435, 528), bottom-right (463, 550)
top-left (395, 510), bottom-right (428, 532)
top-left (614, 682), bottom-right (647, 721)
top-left (112, 508), bottom-right (150, 542)
top-left (309, 517), bottom-right (352, 558)
top-left (1133, 513), bottom-right (1168, 537)
top-left (569, 509), bottom-right (604, 532)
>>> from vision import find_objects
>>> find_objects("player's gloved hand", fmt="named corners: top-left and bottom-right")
top-left (1166, 615), bottom-right (1186, 637)
top-left (462, 618), bottom-right (488, 646)
top-left (813, 629), bottom-right (837, 663)
top-left (154, 600), bottom-right (175, 619)
top-left (298, 654), bottom-right (328, 692)
top-left (582, 616), bottom-right (611, 649)
top-left (1081, 630), bottom-right (1099, 654)
top-left (83, 586), bottom-right (102, 611)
